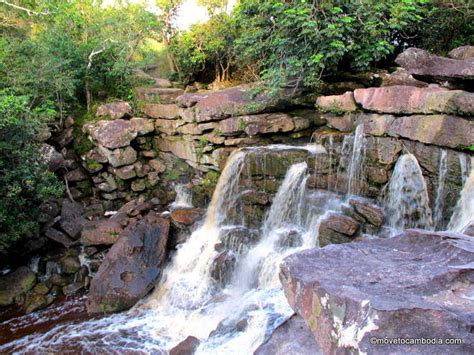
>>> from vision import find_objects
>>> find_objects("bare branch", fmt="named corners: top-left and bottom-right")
top-left (0, 0), bottom-right (50, 16)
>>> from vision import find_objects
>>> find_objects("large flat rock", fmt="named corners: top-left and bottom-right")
top-left (280, 230), bottom-right (474, 354)
top-left (354, 86), bottom-right (474, 116)
top-left (395, 48), bottom-right (474, 83)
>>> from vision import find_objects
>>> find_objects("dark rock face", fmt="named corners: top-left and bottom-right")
top-left (87, 212), bottom-right (170, 313)
top-left (255, 315), bottom-right (322, 355)
top-left (318, 213), bottom-right (360, 247)
top-left (280, 230), bottom-right (474, 354)
top-left (60, 199), bottom-right (86, 239)
top-left (395, 47), bottom-right (474, 84)
top-left (0, 267), bottom-right (36, 307)
top-left (169, 336), bottom-right (200, 355)
top-left (209, 250), bottom-right (236, 286)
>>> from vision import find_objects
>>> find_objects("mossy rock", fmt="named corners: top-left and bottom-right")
top-left (0, 267), bottom-right (37, 307)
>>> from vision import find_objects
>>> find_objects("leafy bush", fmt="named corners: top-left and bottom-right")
top-left (0, 92), bottom-right (64, 257)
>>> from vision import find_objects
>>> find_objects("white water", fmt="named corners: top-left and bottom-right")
top-left (2, 146), bottom-right (339, 354)
top-left (433, 150), bottom-right (448, 230)
top-left (385, 154), bottom-right (433, 234)
top-left (170, 184), bottom-right (193, 209)
top-left (347, 125), bottom-right (367, 196)
top-left (448, 157), bottom-right (474, 232)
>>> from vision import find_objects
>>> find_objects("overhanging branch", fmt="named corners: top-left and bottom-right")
top-left (0, 0), bottom-right (50, 16)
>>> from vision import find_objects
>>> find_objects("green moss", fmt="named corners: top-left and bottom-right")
top-left (86, 159), bottom-right (102, 171)
top-left (238, 119), bottom-right (247, 130)
top-left (203, 170), bottom-right (220, 188)
top-left (163, 169), bottom-right (180, 181)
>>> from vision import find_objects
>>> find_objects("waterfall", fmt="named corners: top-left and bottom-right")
top-left (335, 125), bottom-right (366, 195)
top-left (347, 125), bottom-right (367, 196)
top-left (448, 157), bottom-right (474, 232)
top-left (385, 154), bottom-right (433, 234)
top-left (433, 150), bottom-right (448, 230)
top-left (170, 184), bottom-right (193, 209)
top-left (459, 153), bottom-right (471, 185)
top-left (0, 144), bottom-right (342, 354)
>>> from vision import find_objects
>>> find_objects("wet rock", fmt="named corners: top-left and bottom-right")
top-left (448, 45), bottom-right (474, 60)
top-left (62, 282), bottom-right (84, 296)
top-left (362, 113), bottom-right (474, 150)
top-left (354, 86), bottom-right (474, 116)
top-left (96, 101), bottom-right (132, 120)
top-left (49, 273), bottom-right (69, 287)
top-left (210, 250), bottom-right (236, 286)
top-left (218, 227), bottom-right (260, 254)
top-left (60, 199), bottom-right (85, 239)
top-left (0, 267), bottom-right (36, 307)
top-left (39, 144), bottom-right (65, 171)
top-left (59, 255), bottom-right (81, 274)
top-left (85, 119), bottom-right (137, 149)
top-left (348, 199), bottom-right (384, 227)
top-left (323, 113), bottom-right (357, 132)
top-left (171, 208), bottom-right (205, 226)
top-left (280, 230), bottom-right (474, 354)
top-left (381, 67), bottom-right (428, 88)
top-left (278, 230), bottom-right (303, 248)
top-left (130, 117), bottom-right (154, 135)
top-left (117, 199), bottom-right (153, 217)
top-left (395, 47), bottom-right (474, 83)
top-left (45, 227), bottom-right (74, 248)
top-left (169, 336), bottom-right (200, 355)
top-left (255, 315), bottom-right (322, 355)
top-left (318, 213), bottom-right (359, 247)
top-left (241, 190), bottom-right (272, 205)
top-left (87, 212), bottom-right (170, 313)
top-left (316, 92), bottom-right (358, 113)
top-left (24, 293), bottom-right (54, 314)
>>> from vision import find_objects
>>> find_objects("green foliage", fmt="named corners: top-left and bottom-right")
top-left (0, 92), bottom-right (64, 256)
top-left (232, 0), bottom-right (432, 90)
top-left (202, 170), bottom-right (220, 188)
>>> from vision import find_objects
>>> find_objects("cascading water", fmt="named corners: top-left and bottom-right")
top-left (433, 149), bottom-right (448, 230)
top-left (448, 157), bottom-right (474, 232)
top-left (384, 153), bottom-right (433, 234)
top-left (347, 125), bottom-right (367, 196)
top-left (459, 153), bottom-right (471, 185)
top-left (2, 145), bottom-right (338, 354)
top-left (170, 184), bottom-right (193, 209)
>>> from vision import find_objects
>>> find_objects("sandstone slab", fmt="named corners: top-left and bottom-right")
top-left (87, 212), bottom-right (170, 313)
top-left (85, 119), bottom-right (137, 149)
top-left (354, 86), bottom-right (474, 116)
top-left (143, 103), bottom-right (180, 119)
top-left (448, 46), bottom-right (474, 60)
top-left (96, 102), bottom-right (132, 120)
top-left (316, 92), bottom-right (358, 113)
top-left (280, 230), bottom-right (474, 354)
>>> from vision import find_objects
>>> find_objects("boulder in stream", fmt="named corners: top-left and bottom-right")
top-left (87, 212), bottom-right (170, 313)
top-left (281, 229), bottom-right (474, 354)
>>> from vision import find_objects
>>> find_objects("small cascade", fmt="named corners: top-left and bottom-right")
top-left (433, 150), bottom-right (448, 230)
top-left (448, 157), bottom-right (474, 232)
top-left (170, 184), bottom-right (193, 209)
top-left (334, 125), bottom-right (367, 195)
top-left (385, 154), bottom-right (433, 234)
top-left (459, 153), bottom-right (471, 185)
top-left (347, 125), bottom-right (367, 195)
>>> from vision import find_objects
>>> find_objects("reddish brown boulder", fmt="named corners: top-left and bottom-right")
top-left (169, 336), bottom-right (200, 355)
top-left (354, 86), bottom-right (474, 116)
top-left (143, 103), bottom-right (180, 119)
top-left (448, 46), bottom-right (474, 60)
top-left (255, 315), bottom-right (322, 355)
top-left (348, 199), bottom-right (384, 227)
top-left (318, 213), bottom-right (360, 247)
top-left (45, 227), bottom-right (74, 248)
top-left (96, 101), bottom-right (132, 120)
top-left (176, 85), bottom-right (294, 122)
top-left (85, 119), bottom-right (137, 149)
top-left (381, 68), bottom-right (428, 88)
top-left (81, 216), bottom-right (125, 246)
top-left (395, 47), bottom-right (474, 82)
top-left (280, 230), bottom-right (474, 354)
top-left (171, 208), bottom-right (205, 226)
top-left (60, 199), bottom-right (85, 239)
top-left (87, 212), bottom-right (170, 313)
top-left (316, 92), bottom-right (358, 113)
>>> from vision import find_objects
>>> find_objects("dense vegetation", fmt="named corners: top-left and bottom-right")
top-left (0, 0), bottom-right (472, 257)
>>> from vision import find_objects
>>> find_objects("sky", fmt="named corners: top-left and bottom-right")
top-left (102, 0), bottom-right (237, 30)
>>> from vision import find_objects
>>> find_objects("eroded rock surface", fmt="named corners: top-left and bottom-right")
top-left (281, 230), bottom-right (474, 354)
top-left (87, 212), bottom-right (170, 313)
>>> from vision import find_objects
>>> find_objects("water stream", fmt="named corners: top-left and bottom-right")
top-left (448, 157), bottom-right (474, 232)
